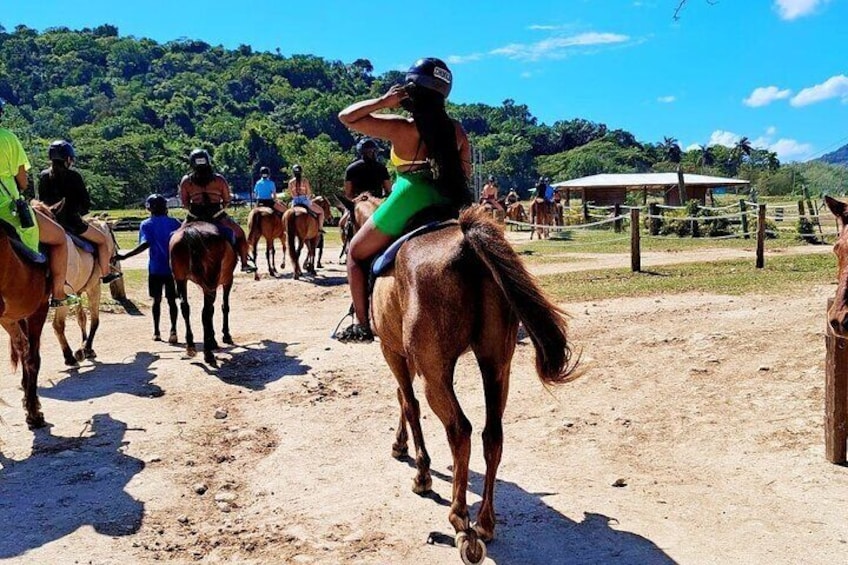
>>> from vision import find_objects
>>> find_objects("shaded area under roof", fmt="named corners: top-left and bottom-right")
top-left (552, 173), bottom-right (750, 190)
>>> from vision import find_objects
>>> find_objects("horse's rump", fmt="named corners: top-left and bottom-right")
top-left (170, 222), bottom-right (233, 293)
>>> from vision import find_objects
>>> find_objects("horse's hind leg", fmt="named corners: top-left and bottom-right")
top-left (382, 346), bottom-right (431, 494)
top-left (202, 291), bottom-right (218, 363)
top-left (82, 285), bottom-right (101, 359)
top-left (221, 283), bottom-right (233, 345)
top-left (52, 306), bottom-right (77, 366)
top-left (316, 233), bottom-right (324, 269)
top-left (176, 280), bottom-right (196, 357)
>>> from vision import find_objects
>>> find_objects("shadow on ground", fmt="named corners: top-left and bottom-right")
top-left (0, 414), bottom-right (144, 558)
top-left (420, 465), bottom-right (677, 565)
top-left (40, 352), bottom-right (163, 401)
top-left (190, 339), bottom-right (311, 390)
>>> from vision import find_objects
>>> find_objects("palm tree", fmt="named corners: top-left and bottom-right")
top-left (766, 151), bottom-right (780, 172)
top-left (697, 144), bottom-right (715, 171)
top-left (662, 136), bottom-right (682, 164)
top-left (732, 137), bottom-right (753, 166)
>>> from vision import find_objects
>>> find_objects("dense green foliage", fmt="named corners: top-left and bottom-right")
top-left (1, 24), bottom-right (844, 208)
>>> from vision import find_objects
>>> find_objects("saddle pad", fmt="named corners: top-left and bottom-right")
top-left (292, 204), bottom-right (318, 219)
top-left (0, 218), bottom-right (47, 264)
top-left (68, 233), bottom-right (96, 254)
top-left (371, 220), bottom-right (457, 277)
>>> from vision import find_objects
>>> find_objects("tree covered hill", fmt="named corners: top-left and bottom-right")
top-left (821, 144), bottom-right (848, 167)
top-left (1, 24), bottom-right (840, 207)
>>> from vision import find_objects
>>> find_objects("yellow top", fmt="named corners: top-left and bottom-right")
top-left (390, 146), bottom-right (428, 168)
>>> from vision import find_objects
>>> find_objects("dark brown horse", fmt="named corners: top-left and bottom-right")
top-left (0, 226), bottom-right (50, 427)
top-left (529, 198), bottom-right (555, 240)
top-left (169, 222), bottom-right (237, 364)
top-left (247, 204), bottom-right (287, 281)
top-left (371, 207), bottom-right (578, 564)
top-left (285, 196), bottom-right (334, 279)
top-left (827, 195), bottom-right (848, 332)
top-left (338, 193), bottom-right (382, 264)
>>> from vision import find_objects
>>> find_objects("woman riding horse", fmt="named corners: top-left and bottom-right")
top-left (37, 140), bottom-right (122, 286)
top-left (337, 57), bottom-right (472, 342)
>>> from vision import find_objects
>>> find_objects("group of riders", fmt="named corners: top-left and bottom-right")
top-left (0, 57), bottom-right (558, 343)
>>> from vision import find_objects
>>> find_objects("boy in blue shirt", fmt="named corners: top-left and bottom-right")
top-left (116, 194), bottom-right (182, 342)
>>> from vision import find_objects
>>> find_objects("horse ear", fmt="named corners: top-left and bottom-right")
top-left (50, 198), bottom-right (66, 214)
top-left (826, 195), bottom-right (848, 229)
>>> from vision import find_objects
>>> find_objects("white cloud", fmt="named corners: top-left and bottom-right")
top-left (774, 0), bottom-right (830, 20)
top-left (766, 126), bottom-right (777, 136)
top-left (528, 25), bottom-right (561, 30)
top-left (657, 95), bottom-right (676, 103)
top-left (790, 74), bottom-right (848, 106)
top-left (489, 32), bottom-right (630, 61)
top-left (685, 143), bottom-right (701, 151)
top-left (767, 138), bottom-right (815, 161)
top-left (708, 130), bottom-right (742, 148)
top-left (743, 86), bottom-right (792, 107)
top-left (446, 53), bottom-right (483, 65)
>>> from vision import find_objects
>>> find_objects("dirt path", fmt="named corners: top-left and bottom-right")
top-left (1, 242), bottom-right (846, 564)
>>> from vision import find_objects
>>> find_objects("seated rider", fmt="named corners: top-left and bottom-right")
top-left (253, 166), bottom-right (282, 212)
top-left (337, 57), bottom-right (472, 342)
top-left (37, 140), bottom-right (122, 284)
top-left (179, 148), bottom-right (256, 273)
top-left (0, 100), bottom-right (77, 307)
top-left (287, 165), bottom-right (325, 229)
top-left (480, 175), bottom-right (503, 211)
top-left (344, 138), bottom-right (393, 199)
top-left (505, 188), bottom-right (519, 205)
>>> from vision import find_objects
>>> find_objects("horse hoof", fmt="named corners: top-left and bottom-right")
top-left (26, 412), bottom-right (46, 429)
top-left (208, 341), bottom-right (220, 351)
top-left (254, 273), bottom-right (260, 281)
top-left (186, 346), bottom-right (197, 358)
top-left (65, 357), bottom-right (79, 367)
top-left (168, 332), bottom-right (178, 345)
top-left (412, 475), bottom-right (432, 495)
top-left (85, 349), bottom-right (96, 359)
top-left (74, 349), bottom-right (85, 362)
top-left (456, 532), bottom-right (486, 565)
top-left (391, 444), bottom-right (408, 459)
top-left (204, 352), bottom-right (216, 365)
top-left (222, 335), bottom-right (234, 345)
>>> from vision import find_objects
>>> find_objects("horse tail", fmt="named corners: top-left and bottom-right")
top-left (182, 224), bottom-right (221, 293)
top-left (286, 211), bottom-right (298, 266)
top-left (247, 209), bottom-right (261, 246)
top-left (460, 207), bottom-right (579, 384)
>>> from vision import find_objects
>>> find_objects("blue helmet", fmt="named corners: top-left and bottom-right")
top-left (356, 137), bottom-right (378, 157)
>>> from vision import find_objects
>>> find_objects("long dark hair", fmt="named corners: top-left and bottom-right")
top-left (48, 159), bottom-right (70, 180)
top-left (409, 88), bottom-right (472, 210)
top-left (190, 165), bottom-right (215, 187)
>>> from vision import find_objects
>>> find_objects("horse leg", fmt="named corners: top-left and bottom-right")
top-left (279, 235), bottom-right (286, 271)
top-left (268, 238), bottom-right (276, 277)
top-left (202, 290), bottom-right (218, 363)
top-left (421, 360), bottom-right (480, 551)
top-left (52, 305), bottom-right (77, 366)
top-left (221, 283), bottom-right (233, 345)
top-left (316, 233), bottom-right (324, 269)
top-left (24, 307), bottom-right (48, 428)
top-left (253, 237), bottom-right (261, 281)
top-left (82, 286), bottom-right (101, 359)
top-left (73, 302), bottom-right (88, 362)
top-left (176, 279), bottom-right (196, 357)
top-left (382, 346), bottom-right (432, 493)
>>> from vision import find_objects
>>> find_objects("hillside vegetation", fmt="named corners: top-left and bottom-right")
top-left (1, 24), bottom-right (845, 207)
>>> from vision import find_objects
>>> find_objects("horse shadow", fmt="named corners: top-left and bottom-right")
top-left (418, 465), bottom-right (677, 564)
top-left (0, 414), bottom-right (144, 558)
top-left (309, 274), bottom-right (348, 287)
top-left (39, 352), bottom-right (163, 401)
top-left (190, 339), bottom-right (310, 390)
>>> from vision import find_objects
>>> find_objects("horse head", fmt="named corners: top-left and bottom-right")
top-left (827, 195), bottom-right (848, 334)
top-left (30, 198), bottom-right (65, 220)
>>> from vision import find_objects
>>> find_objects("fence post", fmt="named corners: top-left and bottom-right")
top-left (739, 199), bottom-right (750, 239)
top-left (690, 202), bottom-right (700, 238)
top-left (631, 208), bottom-right (641, 273)
top-left (649, 203), bottom-right (660, 236)
top-left (582, 201), bottom-right (590, 223)
top-left (614, 203), bottom-right (622, 233)
top-left (756, 204), bottom-right (766, 268)
top-left (826, 297), bottom-right (848, 464)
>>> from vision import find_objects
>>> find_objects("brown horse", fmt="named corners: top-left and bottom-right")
top-left (32, 201), bottom-right (118, 366)
top-left (169, 222), bottom-right (237, 364)
top-left (529, 198), bottom-right (555, 240)
top-left (286, 196), bottom-right (333, 279)
top-left (372, 207), bottom-right (578, 564)
top-left (338, 194), bottom-right (382, 264)
top-left (247, 204), bottom-right (287, 281)
top-left (826, 195), bottom-right (848, 332)
top-left (505, 202), bottom-right (527, 230)
top-left (0, 224), bottom-right (50, 428)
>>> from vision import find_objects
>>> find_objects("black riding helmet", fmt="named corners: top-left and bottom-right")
top-left (189, 148), bottom-right (211, 169)
top-left (259, 166), bottom-right (270, 176)
top-left (356, 137), bottom-right (378, 157)
top-left (292, 164), bottom-right (303, 174)
top-left (145, 193), bottom-right (167, 212)
top-left (48, 140), bottom-right (76, 161)
top-left (405, 58), bottom-right (452, 98)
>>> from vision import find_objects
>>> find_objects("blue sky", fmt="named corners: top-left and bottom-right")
top-left (7, 0), bottom-right (848, 162)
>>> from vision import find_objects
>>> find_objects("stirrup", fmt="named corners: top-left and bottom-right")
top-left (101, 272), bottom-right (123, 284)
top-left (50, 294), bottom-right (80, 308)
top-left (334, 323), bottom-right (374, 343)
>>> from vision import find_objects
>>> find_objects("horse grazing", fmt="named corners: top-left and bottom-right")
top-left (247, 205), bottom-right (287, 281)
top-left (505, 202), bottom-right (527, 230)
top-left (372, 206), bottom-right (578, 564)
top-left (0, 224), bottom-right (50, 427)
top-left (32, 201), bottom-right (118, 366)
top-left (529, 198), bottom-right (555, 240)
top-left (169, 222), bottom-right (237, 364)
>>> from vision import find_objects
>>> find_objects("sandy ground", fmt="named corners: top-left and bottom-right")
top-left (1, 240), bottom-right (846, 565)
